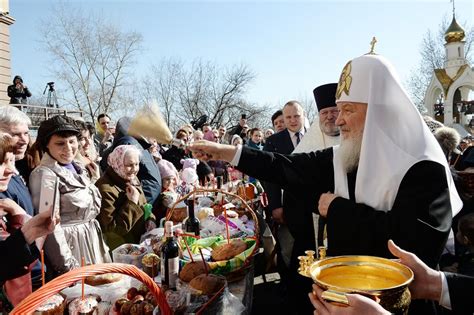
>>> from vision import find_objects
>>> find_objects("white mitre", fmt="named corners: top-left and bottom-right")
top-left (333, 53), bottom-right (462, 215)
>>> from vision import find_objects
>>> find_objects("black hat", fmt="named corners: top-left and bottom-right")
top-left (37, 115), bottom-right (81, 151)
top-left (313, 83), bottom-right (338, 112)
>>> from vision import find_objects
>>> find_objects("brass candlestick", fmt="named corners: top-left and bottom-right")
top-left (318, 246), bottom-right (327, 260)
top-left (298, 247), bottom-right (326, 278)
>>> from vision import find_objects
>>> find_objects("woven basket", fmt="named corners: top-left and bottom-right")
top-left (167, 188), bottom-right (260, 280)
top-left (11, 263), bottom-right (171, 315)
top-left (167, 188), bottom-right (260, 238)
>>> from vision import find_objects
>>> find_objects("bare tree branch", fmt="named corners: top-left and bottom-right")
top-left (39, 4), bottom-right (142, 121)
top-left (144, 58), bottom-right (264, 132)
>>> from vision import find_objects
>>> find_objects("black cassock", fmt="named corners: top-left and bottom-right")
top-left (238, 146), bottom-right (453, 314)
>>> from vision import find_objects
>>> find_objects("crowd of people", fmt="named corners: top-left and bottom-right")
top-left (0, 51), bottom-right (473, 315)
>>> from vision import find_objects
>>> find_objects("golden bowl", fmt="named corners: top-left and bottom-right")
top-left (309, 256), bottom-right (413, 315)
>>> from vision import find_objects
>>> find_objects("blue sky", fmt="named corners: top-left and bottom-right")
top-left (8, 0), bottom-right (474, 110)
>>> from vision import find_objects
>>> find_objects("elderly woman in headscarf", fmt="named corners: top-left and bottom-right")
top-left (29, 115), bottom-right (111, 276)
top-left (231, 134), bottom-right (243, 146)
top-left (95, 145), bottom-right (155, 250)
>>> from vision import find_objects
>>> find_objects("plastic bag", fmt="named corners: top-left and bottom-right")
top-left (198, 287), bottom-right (245, 315)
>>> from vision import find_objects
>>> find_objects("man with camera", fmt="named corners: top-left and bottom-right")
top-left (229, 114), bottom-right (249, 144)
top-left (7, 75), bottom-right (32, 105)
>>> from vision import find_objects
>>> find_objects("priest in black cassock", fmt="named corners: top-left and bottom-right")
top-left (293, 83), bottom-right (341, 250)
top-left (189, 53), bottom-right (461, 315)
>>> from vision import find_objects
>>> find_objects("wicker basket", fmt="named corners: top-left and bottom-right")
top-left (11, 263), bottom-right (171, 315)
top-left (167, 188), bottom-right (260, 237)
top-left (167, 188), bottom-right (260, 280)
top-left (167, 205), bottom-right (188, 225)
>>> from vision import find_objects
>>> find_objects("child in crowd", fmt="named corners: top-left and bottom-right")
top-left (153, 159), bottom-right (180, 222)
top-left (158, 159), bottom-right (179, 193)
top-left (193, 130), bottom-right (204, 141)
top-left (247, 128), bottom-right (263, 150)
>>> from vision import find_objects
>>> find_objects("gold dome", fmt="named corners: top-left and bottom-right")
top-left (445, 16), bottom-right (465, 43)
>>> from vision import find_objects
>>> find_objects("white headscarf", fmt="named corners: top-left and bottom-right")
top-left (333, 54), bottom-right (462, 216)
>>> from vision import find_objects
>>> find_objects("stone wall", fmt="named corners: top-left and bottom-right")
top-left (0, 11), bottom-right (14, 104)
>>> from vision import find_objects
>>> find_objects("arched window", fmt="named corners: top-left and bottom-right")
top-left (458, 47), bottom-right (462, 57)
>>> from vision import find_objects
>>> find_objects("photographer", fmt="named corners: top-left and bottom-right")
top-left (7, 75), bottom-right (32, 105)
top-left (228, 114), bottom-right (249, 144)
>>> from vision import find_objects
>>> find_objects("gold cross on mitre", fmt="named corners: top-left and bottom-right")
top-left (368, 36), bottom-right (377, 54)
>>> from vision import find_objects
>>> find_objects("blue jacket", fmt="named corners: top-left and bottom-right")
top-left (0, 175), bottom-right (41, 282)
top-left (247, 140), bottom-right (263, 150)
top-left (0, 175), bottom-right (35, 216)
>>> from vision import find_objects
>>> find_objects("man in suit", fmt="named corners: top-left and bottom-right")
top-left (190, 53), bottom-right (461, 314)
top-left (271, 109), bottom-right (286, 133)
top-left (263, 101), bottom-right (312, 313)
top-left (310, 240), bottom-right (474, 314)
top-left (264, 100), bottom-right (306, 224)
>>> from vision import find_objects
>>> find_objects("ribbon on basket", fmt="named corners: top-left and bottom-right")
top-left (169, 188), bottom-right (260, 280)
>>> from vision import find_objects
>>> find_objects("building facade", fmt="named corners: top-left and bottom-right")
top-left (424, 13), bottom-right (474, 126)
top-left (0, 0), bottom-right (13, 104)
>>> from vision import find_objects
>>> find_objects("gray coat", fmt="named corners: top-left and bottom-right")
top-left (30, 153), bottom-right (111, 275)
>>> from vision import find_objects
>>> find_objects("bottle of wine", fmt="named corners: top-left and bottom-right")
top-left (160, 221), bottom-right (179, 290)
top-left (184, 198), bottom-right (200, 236)
top-left (214, 175), bottom-right (223, 202)
top-left (216, 176), bottom-right (223, 190)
